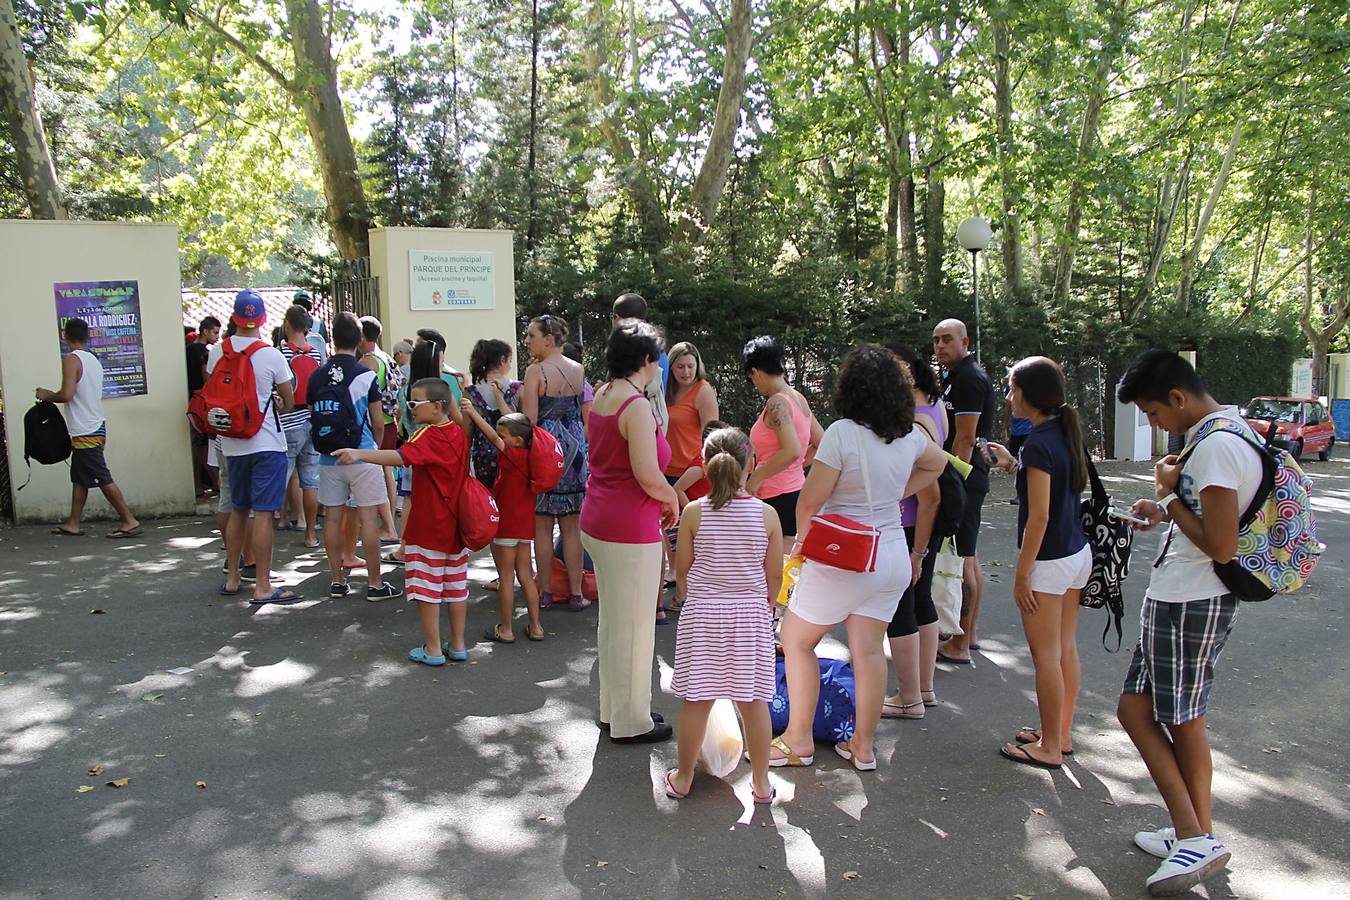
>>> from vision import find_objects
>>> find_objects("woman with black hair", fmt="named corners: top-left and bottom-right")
top-left (742, 336), bottom-right (823, 541)
top-left (773, 346), bottom-right (946, 771)
top-left (984, 356), bottom-right (1090, 771)
top-left (882, 345), bottom-right (946, 719)
top-left (467, 339), bottom-right (522, 490)
top-left (581, 321), bottom-right (680, 743)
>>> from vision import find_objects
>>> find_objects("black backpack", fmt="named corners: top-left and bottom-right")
top-left (933, 460), bottom-right (968, 539)
top-left (308, 360), bottom-right (365, 454)
top-left (19, 400), bottom-right (72, 491)
top-left (1079, 457), bottom-right (1134, 650)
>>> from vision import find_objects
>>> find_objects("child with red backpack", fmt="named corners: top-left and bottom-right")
top-left (461, 402), bottom-right (564, 643)
top-left (337, 378), bottom-right (479, 665)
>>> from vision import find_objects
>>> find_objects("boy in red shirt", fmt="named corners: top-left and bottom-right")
top-left (336, 378), bottom-right (471, 665)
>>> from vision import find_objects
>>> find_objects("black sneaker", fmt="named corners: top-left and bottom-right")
top-left (366, 582), bottom-right (403, 602)
top-left (609, 720), bottom-right (674, 744)
top-left (240, 564), bottom-right (257, 583)
top-left (329, 582), bottom-right (351, 599)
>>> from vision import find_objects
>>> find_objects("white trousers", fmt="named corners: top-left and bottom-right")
top-left (583, 533), bottom-right (664, 738)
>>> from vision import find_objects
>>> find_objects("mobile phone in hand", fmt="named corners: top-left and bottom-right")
top-left (1109, 507), bottom-right (1151, 527)
top-left (977, 437), bottom-right (991, 463)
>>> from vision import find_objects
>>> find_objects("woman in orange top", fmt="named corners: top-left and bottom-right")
top-left (664, 342), bottom-right (720, 481)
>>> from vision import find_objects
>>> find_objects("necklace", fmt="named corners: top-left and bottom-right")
top-left (621, 377), bottom-right (643, 395)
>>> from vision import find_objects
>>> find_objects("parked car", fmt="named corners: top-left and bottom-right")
top-left (1244, 396), bottom-right (1336, 461)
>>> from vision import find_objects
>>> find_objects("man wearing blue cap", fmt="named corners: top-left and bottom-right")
top-left (207, 290), bottom-right (299, 603)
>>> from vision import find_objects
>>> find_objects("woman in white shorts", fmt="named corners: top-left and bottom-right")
top-left (985, 356), bottom-right (1091, 771)
top-left (772, 346), bottom-right (946, 772)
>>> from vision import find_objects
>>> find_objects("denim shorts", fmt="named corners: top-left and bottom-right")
top-left (285, 427), bottom-right (320, 490)
top-left (225, 451), bottom-right (289, 512)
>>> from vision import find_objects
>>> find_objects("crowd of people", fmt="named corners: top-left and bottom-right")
top-left (38, 288), bottom-right (1260, 896)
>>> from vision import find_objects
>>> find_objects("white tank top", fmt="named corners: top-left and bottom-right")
top-left (66, 349), bottom-right (105, 436)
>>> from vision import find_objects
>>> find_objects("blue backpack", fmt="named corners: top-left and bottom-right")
top-left (770, 657), bottom-right (856, 743)
top-left (308, 360), bottom-right (365, 454)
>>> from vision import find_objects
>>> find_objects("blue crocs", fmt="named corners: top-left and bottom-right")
top-left (409, 645), bottom-right (446, 666)
top-left (440, 642), bottom-right (469, 662)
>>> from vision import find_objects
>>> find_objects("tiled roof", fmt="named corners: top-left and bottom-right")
top-left (181, 288), bottom-right (332, 331)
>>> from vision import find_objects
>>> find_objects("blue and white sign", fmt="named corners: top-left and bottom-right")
top-left (409, 250), bottom-right (495, 311)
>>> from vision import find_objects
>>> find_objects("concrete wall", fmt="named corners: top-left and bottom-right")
top-left (0, 220), bottom-right (195, 523)
top-left (370, 227), bottom-right (518, 376)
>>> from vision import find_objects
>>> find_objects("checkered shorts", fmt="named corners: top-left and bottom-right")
top-left (1122, 595), bottom-right (1238, 725)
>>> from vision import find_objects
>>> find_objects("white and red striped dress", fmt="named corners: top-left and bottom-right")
top-left (671, 494), bottom-right (775, 702)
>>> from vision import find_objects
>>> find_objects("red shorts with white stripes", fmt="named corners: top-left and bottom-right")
top-left (404, 544), bottom-right (470, 604)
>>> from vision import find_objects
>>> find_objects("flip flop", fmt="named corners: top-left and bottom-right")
top-left (217, 583), bottom-right (241, 596)
top-left (936, 651), bottom-right (972, 666)
top-left (664, 768), bottom-right (690, 799)
top-left (380, 550), bottom-right (404, 565)
top-left (881, 699), bottom-right (926, 719)
top-left (524, 626), bottom-right (546, 642)
top-left (834, 742), bottom-right (878, 771)
top-left (303, 538), bottom-right (321, 549)
top-left (50, 527), bottom-right (85, 537)
top-left (106, 528), bottom-right (143, 539)
top-left (999, 742), bottom-right (1062, 770)
top-left (1015, 728), bottom-right (1074, 755)
top-left (765, 736), bottom-right (813, 768)
top-left (484, 624), bottom-right (516, 644)
top-left (250, 588), bottom-right (300, 605)
top-left (752, 784), bottom-right (777, 805)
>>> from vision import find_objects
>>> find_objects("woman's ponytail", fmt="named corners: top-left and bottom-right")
top-left (1060, 404), bottom-right (1088, 494)
top-left (701, 427), bottom-right (752, 509)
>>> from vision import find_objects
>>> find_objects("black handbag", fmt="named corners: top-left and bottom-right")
top-left (1079, 457), bottom-right (1133, 650)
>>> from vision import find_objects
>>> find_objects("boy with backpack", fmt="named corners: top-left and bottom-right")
top-left (35, 317), bottom-right (141, 538)
top-left (358, 315), bottom-right (404, 541)
top-left (280, 305), bottom-right (324, 548)
top-left (309, 312), bottom-right (400, 602)
top-left (1115, 349), bottom-right (1269, 895)
top-left (199, 291), bottom-right (296, 603)
top-left (336, 378), bottom-right (481, 666)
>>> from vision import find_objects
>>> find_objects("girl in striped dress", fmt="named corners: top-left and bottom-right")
top-left (665, 428), bottom-right (784, 803)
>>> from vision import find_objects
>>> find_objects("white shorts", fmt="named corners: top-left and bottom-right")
top-left (789, 532), bottom-right (910, 625)
top-left (319, 463), bottom-right (386, 509)
top-left (492, 538), bottom-right (527, 547)
top-left (1029, 544), bottom-right (1092, 595)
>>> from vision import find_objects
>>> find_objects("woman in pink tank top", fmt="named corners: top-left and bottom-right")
top-left (743, 336), bottom-right (823, 539)
top-left (581, 322), bottom-right (679, 745)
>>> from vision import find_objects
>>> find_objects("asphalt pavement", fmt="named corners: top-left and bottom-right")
top-left (1, 459), bottom-right (1347, 899)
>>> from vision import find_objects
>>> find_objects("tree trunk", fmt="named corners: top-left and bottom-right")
top-left (1177, 120), bottom-right (1242, 312)
top-left (1052, 0), bottom-right (1126, 306)
top-left (991, 10), bottom-right (1023, 300)
top-left (676, 0), bottom-right (752, 245)
top-left (885, 163), bottom-right (900, 294)
top-left (0, 0), bottom-right (66, 219)
top-left (922, 165), bottom-right (945, 297)
top-left (284, 0), bottom-right (370, 259)
top-left (526, 0), bottom-right (541, 254)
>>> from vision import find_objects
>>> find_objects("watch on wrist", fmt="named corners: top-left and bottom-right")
top-left (1158, 492), bottom-right (1180, 511)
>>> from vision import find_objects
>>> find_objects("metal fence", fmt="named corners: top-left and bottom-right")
top-left (332, 257), bottom-right (378, 320)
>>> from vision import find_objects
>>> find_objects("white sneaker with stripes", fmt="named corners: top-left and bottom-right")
top-left (1134, 826), bottom-right (1178, 859)
top-left (1146, 835), bottom-right (1231, 896)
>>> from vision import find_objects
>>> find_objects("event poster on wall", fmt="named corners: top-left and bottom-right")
top-left (54, 280), bottom-right (148, 398)
top-left (409, 250), bottom-right (496, 310)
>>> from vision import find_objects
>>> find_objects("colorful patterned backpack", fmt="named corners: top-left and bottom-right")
top-left (1176, 418), bottom-right (1321, 601)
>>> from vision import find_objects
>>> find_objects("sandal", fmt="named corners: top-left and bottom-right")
top-left (568, 594), bottom-right (591, 612)
top-left (921, 688), bottom-right (938, 707)
top-left (409, 645), bottom-right (446, 666)
top-left (656, 604), bottom-right (668, 624)
top-left (484, 578), bottom-right (500, 591)
top-left (524, 625), bottom-right (545, 642)
top-left (999, 742), bottom-right (1062, 770)
top-left (766, 736), bottom-right (813, 768)
top-left (752, 784), bottom-right (777, 805)
top-left (664, 769), bottom-right (690, 799)
top-left (106, 527), bottom-right (143, 539)
top-left (881, 698), bottom-right (925, 719)
top-left (1015, 728), bottom-right (1073, 755)
top-left (484, 624), bottom-right (516, 644)
top-left (834, 742), bottom-right (878, 771)
top-left (50, 526), bottom-right (86, 537)
top-left (380, 550), bottom-right (404, 566)
top-left (539, 591), bottom-right (555, 610)
top-left (250, 588), bottom-right (300, 604)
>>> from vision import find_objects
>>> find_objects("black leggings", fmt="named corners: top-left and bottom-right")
top-left (888, 526), bottom-right (940, 638)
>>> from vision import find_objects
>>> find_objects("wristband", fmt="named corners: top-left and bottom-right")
top-left (1158, 492), bottom-right (1180, 512)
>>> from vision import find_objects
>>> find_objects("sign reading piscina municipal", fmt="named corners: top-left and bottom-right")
top-left (409, 250), bottom-right (495, 311)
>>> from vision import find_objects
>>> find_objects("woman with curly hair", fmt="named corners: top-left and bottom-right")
top-left (771, 345), bottom-right (947, 772)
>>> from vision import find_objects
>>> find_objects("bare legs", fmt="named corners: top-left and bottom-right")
top-left (65, 482), bottom-right (138, 534)
top-left (416, 600), bottom-right (468, 657)
top-left (843, 615), bottom-right (890, 763)
top-left (491, 543), bottom-right (542, 640)
top-left (777, 611), bottom-right (832, 760)
top-left (1005, 589), bottom-right (1081, 765)
top-left (1117, 697), bottom-right (1214, 839)
top-left (535, 514), bottom-right (584, 598)
top-left (670, 700), bottom-right (772, 799)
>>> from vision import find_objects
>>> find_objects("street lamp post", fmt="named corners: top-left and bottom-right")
top-left (956, 217), bottom-right (992, 365)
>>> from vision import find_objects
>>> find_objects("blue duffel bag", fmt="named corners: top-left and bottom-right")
top-left (769, 656), bottom-right (856, 743)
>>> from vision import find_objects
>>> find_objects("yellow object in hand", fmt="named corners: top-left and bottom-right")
top-left (776, 557), bottom-right (802, 606)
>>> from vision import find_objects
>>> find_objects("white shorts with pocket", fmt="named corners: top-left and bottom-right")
top-left (319, 463), bottom-right (386, 509)
top-left (1029, 544), bottom-right (1092, 595)
top-left (789, 532), bottom-right (910, 625)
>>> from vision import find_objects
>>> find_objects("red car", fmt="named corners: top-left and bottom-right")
top-left (1244, 396), bottom-right (1336, 461)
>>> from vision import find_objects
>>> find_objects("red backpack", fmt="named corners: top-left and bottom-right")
top-left (285, 342), bottom-right (320, 405)
top-left (526, 427), bottom-right (565, 494)
top-left (187, 340), bottom-right (270, 439)
top-left (456, 476), bottom-right (501, 551)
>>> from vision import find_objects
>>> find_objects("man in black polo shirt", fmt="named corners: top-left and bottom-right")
top-left (187, 315), bottom-right (221, 496)
top-left (933, 318), bottom-right (994, 665)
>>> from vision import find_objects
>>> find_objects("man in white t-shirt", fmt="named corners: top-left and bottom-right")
top-left (207, 290), bottom-right (297, 604)
top-left (36, 317), bottom-right (141, 538)
top-left (1116, 349), bottom-right (1263, 896)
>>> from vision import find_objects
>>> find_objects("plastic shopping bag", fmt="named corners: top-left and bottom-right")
top-left (932, 537), bottom-right (965, 636)
top-left (700, 699), bottom-right (744, 778)
top-left (776, 557), bottom-right (802, 607)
